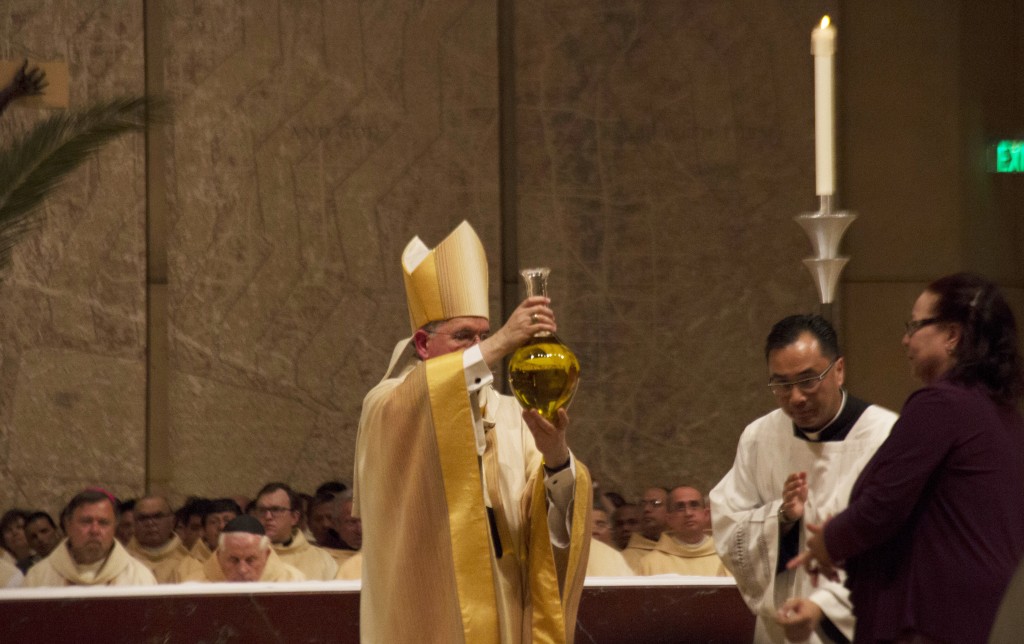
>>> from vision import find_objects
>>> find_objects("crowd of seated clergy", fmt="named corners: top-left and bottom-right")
top-left (589, 483), bottom-right (730, 578)
top-left (0, 480), bottom-right (363, 588)
top-left (2, 480), bottom-right (729, 589)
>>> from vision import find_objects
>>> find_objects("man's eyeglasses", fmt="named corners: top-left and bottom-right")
top-left (904, 317), bottom-right (941, 337)
top-left (254, 506), bottom-right (292, 517)
top-left (768, 360), bottom-right (836, 396)
top-left (430, 329), bottom-right (490, 345)
top-left (135, 512), bottom-right (171, 523)
top-left (639, 499), bottom-right (665, 509)
top-left (669, 500), bottom-right (704, 513)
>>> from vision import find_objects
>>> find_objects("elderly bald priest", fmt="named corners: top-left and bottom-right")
top-left (179, 515), bottom-right (305, 583)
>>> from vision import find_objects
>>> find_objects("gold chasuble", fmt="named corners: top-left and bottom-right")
top-left (354, 342), bottom-right (591, 644)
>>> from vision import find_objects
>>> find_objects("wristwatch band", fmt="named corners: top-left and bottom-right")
top-left (543, 457), bottom-right (571, 475)
top-left (778, 505), bottom-right (798, 525)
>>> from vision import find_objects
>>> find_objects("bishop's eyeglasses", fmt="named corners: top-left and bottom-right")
top-left (429, 329), bottom-right (490, 346)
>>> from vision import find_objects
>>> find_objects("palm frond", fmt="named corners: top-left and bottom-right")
top-left (0, 95), bottom-right (166, 271)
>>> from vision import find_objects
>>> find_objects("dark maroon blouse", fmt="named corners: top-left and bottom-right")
top-left (825, 379), bottom-right (1024, 644)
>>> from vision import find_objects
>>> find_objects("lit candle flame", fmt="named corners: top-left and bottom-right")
top-left (820, 15), bottom-right (830, 29)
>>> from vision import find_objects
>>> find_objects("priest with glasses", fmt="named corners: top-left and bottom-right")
top-left (711, 314), bottom-right (897, 643)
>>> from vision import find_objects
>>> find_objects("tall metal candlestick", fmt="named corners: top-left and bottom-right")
top-left (798, 17), bottom-right (854, 306)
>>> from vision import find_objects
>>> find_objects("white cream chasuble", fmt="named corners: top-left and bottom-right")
top-left (354, 341), bottom-right (591, 644)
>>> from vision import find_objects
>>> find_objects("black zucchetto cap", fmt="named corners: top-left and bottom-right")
top-left (222, 515), bottom-right (265, 536)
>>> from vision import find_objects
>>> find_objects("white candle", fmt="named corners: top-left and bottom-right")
top-left (811, 15), bottom-right (836, 197)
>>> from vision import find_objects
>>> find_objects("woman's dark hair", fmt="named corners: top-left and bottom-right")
top-left (928, 272), bottom-right (1024, 404)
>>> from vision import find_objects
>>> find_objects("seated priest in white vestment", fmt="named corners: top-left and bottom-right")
top-left (307, 492), bottom-right (344, 550)
top-left (333, 493), bottom-right (362, 553)
top-left (115, 499), bottom-right (135, 546)
top-left (178, 515), bottom-right (305, 583)
top-left (354, 221), bottom-right (592, 644)
top-left (622, 487), bottom-right (669, 572)
top-left (25, 511), bottom-right (62, 559)
top-left (611, 503), bottom-right (641, 551)
top-left (24, 489), bottom-right (156, 587)
top-left (334, 550), bottom-right (361, 580)
top-left (125, 496), bottom-right (190, 583)
top-left (639, 486), bottom-right (729, 577)
top-left (253, 482), bottom-right (338, 580)
top-left (173, 497), bottom-right (208, 552)
top-left (586, 537), bottom-right (634, 577)
top-left (590, 507), bottom-right (613, 546)
top-left (307, 491), bottom-right (359, 570)
top-left (710, 314), bottom-right (897, 644)
top-left (0, 557), bottom-right (23, 587)
top-left (173, 497), bottom-right (241, 582)
top-left (586, 506), bottom-right (633, 577)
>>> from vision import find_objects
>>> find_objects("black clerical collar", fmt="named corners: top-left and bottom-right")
top-left (792, 391), bottom-right (869, 442)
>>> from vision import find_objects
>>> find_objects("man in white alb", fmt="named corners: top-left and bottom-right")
top-left (710, 314), bottom-right (897, 643)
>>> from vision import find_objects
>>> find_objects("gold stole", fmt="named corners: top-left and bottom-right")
top-left (526, 460), bottom-right (592, 644)
top-left (426, 351), bottom-right (592, 644)
top-left (426, 352), bottom-right (500, 644)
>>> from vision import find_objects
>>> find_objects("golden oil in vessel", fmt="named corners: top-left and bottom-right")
top-left (507, 268), bottom-right (580, 421)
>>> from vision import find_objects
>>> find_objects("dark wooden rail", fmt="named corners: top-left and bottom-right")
top-left (0, 577), bottom-right (753, 643)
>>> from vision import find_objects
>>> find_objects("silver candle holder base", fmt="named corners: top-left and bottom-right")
top-left (794, 201), bottom-right (856, 304)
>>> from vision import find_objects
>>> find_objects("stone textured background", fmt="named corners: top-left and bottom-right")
top-left (0, 3), bottom-right (148, 515)
top-left (1, 0), bottom-right (1020, 517)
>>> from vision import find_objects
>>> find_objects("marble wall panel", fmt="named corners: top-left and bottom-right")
top-left (512, 1), bottom-right (833, 496)
top-left (843, 2), bottom-right (963, 281)
top-left (0, 0), bottom-right (147, 516)
top-left (160, 1), bottom-right (501, 501)
top-left (8, 349), bottom-right (145, 514)
top-left (168, 373), bottom-right (318, 498)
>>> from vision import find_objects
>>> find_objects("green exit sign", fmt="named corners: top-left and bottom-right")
top-left (991, 140), bottom-right (1024, 173)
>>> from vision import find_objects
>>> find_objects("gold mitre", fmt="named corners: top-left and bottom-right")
top-left (402, 221), bottom-right (489, 331)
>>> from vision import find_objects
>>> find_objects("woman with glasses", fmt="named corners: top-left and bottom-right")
top-left (793, 272), bottom-right (1024, 644)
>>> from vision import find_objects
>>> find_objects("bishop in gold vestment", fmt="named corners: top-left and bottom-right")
top-left (354, 222), bottom-right (591, 644)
